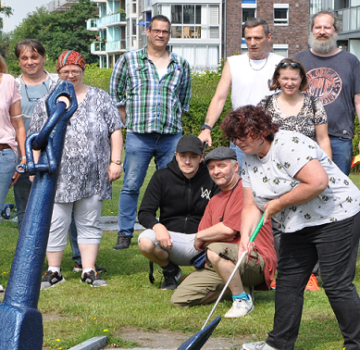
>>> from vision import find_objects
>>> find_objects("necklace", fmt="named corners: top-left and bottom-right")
top-left (248, 55), bottom-right (268, 71)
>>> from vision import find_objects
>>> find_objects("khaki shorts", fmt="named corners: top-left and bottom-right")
top-left (171, 242), bottom-right (265, 308)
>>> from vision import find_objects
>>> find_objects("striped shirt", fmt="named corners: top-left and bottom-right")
top-left (109, 46), bottom-right (191, 134)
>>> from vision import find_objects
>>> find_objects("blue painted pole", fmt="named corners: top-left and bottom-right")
top-left (0, 81), bottom-right (78, 350)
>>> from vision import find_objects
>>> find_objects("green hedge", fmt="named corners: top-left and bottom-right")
top-left (83, 65), bottom-right (231, 149)
top-left (17, 63), bottom-right (360, 168)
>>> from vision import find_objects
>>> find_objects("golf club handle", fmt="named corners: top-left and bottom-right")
top-left (201, 213), bottom-right (265, 330)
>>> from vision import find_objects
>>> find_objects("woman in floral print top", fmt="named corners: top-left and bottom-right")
top-left (29, 51), bottom-right (123, 289)
top-left (221, 105), bottom-right (360, 350)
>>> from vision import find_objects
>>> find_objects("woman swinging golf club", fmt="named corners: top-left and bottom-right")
top-left (221, 105), bottom-right (360, 350)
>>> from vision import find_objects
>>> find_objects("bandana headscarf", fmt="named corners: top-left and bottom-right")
top-left (57, 50), bottom-right (86, 72)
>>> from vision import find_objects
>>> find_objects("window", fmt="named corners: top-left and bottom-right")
top-left (242, 4), bottom-right (256, 38)
top-left (160, 4), bottom-right (219, 39)
top-left (274, 4), bottom-right (289, 26)
top-left (273, 44), bottom-right (288, 57)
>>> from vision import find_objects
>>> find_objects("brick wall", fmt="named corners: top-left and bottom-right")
top-left (225, 0), bottom-right (309, 58)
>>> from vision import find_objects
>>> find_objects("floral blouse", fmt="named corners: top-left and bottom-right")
top-left (242, 130), bottom-right (360, 232)
top-left (258, 93), bottom-right (327, 139)
top-left (29, 86), bottom-right (123, 203)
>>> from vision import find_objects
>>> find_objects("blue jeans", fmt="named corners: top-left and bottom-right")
top-left (0, 149), bottom-right (17, 217)
top-left (118, 132), bottom-right (182, 237)
top-left (69, 210), bottom-right (81, 265)
top-left (267, 213), bottom-right (360, 350)
top-left (229, 141), bottom-right (244, 170)
top-left (330, 136), bottom-right (353, 176)
top-left (13, 174), bottom-right (32, 231)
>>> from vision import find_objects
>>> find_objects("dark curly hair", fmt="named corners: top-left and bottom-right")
top-left (221, 105), bottom-right (279, 143)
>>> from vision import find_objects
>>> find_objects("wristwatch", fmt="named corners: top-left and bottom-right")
top-left (111, 160), bottom-right (122, 165)
top-left (201, 124), bottom-right (212, 131)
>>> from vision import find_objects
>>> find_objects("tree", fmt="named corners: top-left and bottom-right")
top-left (0, 3), bottom-right (13, 31)
top-left (10, 0), bottom-right (98, 66)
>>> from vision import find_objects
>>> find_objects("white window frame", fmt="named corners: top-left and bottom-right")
top-left (274, 3), bottom-right (289, 26)
top-left (273, 44), bottom-right (289, 57)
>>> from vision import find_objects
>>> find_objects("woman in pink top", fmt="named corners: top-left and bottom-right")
top-left (0, 55), bottom-right (26, 218)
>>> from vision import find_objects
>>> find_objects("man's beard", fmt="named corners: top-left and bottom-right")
top-left (308, 32), bottom-right (338, 53)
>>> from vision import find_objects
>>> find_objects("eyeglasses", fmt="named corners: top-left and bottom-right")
top-left (24, 82), bottom-right (49, 103)
top-left (59, 70), bottom-right (83, 77)
top-left (150, 29), bottom-right (170, 35)
top-left (278, 62), bottom-right (301, 69)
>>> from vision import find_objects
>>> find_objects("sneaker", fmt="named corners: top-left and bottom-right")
top-left (224, 295), bottom-right (254, 318)
top-left (161, 266), bottom-right (182, 290)
top-left (81, 270), bottom-right (108, 287)
top-left (305, 273), bottom-right (320, 291)
top-left (0, 285), bottom-right (4, 292)
top-left (242, 341), bottom-right (279, 350)
top-left (41, 270), bottom-right (65, 290)
top-left (113, 233), bottom-right (131, 250)
top-left (73, 263), bottom-right (108, 274)
top-left (270, 279), bottom-right (276, 290)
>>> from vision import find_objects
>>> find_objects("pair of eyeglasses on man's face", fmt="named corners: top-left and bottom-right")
top-left (151, 29), bottom-right (170, 35)
top-left (58, 71), bottom-right (83, 77)
top-left (24, 82), bottom-right (49, 103)
top-left (278, 62), bottom-right (301, 69)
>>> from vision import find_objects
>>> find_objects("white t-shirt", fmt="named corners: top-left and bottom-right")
top-left (228, 52), bottom-right (283, 108)
top-left (242, 130), bottom-right (360, 232)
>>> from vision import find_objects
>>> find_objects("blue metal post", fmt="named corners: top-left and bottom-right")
top-left (0, 81), bottom-right (78, 350)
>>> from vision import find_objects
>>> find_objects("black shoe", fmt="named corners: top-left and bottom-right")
top-left (73, 263), bottom-right (107, 273)
top-left (81, 270), bottom-right (108, 287)
top-left (113, 233), bottom-right (131, 250)
top-left (161, 266), bottom-right (182, 290)
top-left (95, 264), bottom-right (107, 273)
top-left (41, 270), bottom-right (66, 290)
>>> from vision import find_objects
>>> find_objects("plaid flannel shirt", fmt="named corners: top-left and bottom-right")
top-left (109, 46), bottom-right (191, 134)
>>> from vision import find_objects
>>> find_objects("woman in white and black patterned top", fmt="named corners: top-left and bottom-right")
top-left (258, 58), bottom-right (332, 158)
top-left (29, 51), bottom-right (124, 289)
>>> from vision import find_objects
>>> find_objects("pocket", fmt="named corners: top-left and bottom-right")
top-left (0, 148), bottom-right (17, 163)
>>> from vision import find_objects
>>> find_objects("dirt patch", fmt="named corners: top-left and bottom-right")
top-left (114, 326), bottom-right (244, 349)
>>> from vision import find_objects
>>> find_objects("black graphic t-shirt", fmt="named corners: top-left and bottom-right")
top-left (294, 50), bottom-right (360, 139)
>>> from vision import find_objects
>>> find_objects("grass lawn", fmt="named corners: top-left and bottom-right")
top-left (0, 173), bottom-right (360, 349)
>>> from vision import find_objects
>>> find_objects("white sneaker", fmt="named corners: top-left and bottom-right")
top-left (0, 285), bottom-right (4, 292)
top-left (242, 341), bottom-right (279, 350)
top-left (224, 295), bottom-right (254, 318)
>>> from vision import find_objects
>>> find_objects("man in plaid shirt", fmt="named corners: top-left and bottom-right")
top-left (109, 14), bottom-right (192, 250)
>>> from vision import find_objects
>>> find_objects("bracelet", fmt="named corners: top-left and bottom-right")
top-left (21, 156), bottom-right (26, 160)
top-left (201, 124), bottom-right (212, 131)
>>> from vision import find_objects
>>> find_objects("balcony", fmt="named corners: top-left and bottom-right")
top-left (48, 0), bottom-right (77, 12)
top-left (98, 12), bottom-right (126, 29)
top-left (337, 6), bottom-right (360, 34)
top-left (91, 41), bottom-right (106, 55)
top-left (86, 18), bottom-right (98, 31)
top-left (91, 0), bottom-right (106, 3)
top-left (105, 40), bottom-right (126, 52)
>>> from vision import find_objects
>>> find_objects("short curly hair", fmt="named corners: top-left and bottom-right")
top-left (221, 105), bottom-right (279, 143)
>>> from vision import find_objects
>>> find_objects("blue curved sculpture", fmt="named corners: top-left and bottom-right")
top-left (0, 81), bottom-right (78, 350)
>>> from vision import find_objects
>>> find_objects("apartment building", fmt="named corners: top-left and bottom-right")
top-left (54, 0), bottom-right (357, 69)
top-left (310, 0), bottom-right (360, 57)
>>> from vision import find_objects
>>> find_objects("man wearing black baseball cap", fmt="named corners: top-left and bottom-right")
top-left (138, 135), bottom-right (219, 290)
top-left (171, 147), bottom-right (276, 319)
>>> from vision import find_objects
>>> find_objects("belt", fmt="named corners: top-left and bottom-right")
top-left (0, 144), bottom-right (10, 151)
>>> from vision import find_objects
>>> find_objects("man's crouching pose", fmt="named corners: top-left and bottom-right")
top-left (171, 147), bottom-right (277, 318)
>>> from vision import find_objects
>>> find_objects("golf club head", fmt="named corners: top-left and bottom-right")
top-left (177, 316), bottom-right (221, 350)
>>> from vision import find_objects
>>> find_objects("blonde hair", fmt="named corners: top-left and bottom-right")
top-left (0, 55), bottom-right (8, 73)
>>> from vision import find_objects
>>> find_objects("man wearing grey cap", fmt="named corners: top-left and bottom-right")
top-left (138, 135), bottom-right (219, 290)
top-left (171, 147), bottom-right (276, 318)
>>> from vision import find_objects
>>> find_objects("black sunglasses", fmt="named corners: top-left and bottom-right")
top-left (278, 62), bottom-right (301, 69)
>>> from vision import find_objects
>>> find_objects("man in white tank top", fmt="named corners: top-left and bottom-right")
top-left (198, 18), bottom-right (283, 168)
